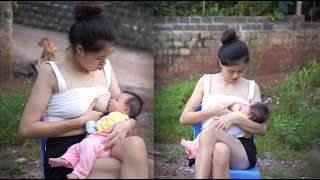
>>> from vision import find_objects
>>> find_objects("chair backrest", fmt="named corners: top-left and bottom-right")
top-left (39, 117), bottom-right (45, 179)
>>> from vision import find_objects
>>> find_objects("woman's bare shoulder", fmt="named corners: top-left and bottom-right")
top-left (37, 63), bottom-right (55, 79)
top-left (36, 63), bottom-right (58, 92)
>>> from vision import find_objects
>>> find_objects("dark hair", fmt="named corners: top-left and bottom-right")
top-left (218, 29), bottom-right (249, 66)
top-left (123, 91), bottom-right (143, 119)
top-left (68, 1), bottom-right (117, 54)
top-left (249, 102), bottom-right (270, 124)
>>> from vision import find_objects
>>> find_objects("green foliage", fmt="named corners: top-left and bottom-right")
top-left (10, 1), bottom-right (18, 8)
top-left (154, 80), bottom-right (197, 142)
top-left (153, 1), bottom-right (225, 16)
top-left (0, 79), bottom-right (32, 145)
top-left (153, 1), bottom-right (295, 21)
top-left (224, 1), bottom-right (293, 21)
top-left (263, 58), bottom-right (320, 151)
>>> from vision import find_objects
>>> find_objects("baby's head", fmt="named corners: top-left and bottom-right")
top-left (240, 102), bottom-right (270, 123)
top-left (107, 91), bottom-right (143, 119)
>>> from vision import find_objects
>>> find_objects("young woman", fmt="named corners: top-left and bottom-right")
top-left (19, 1), bottom-right (151, 179)
top-left (180, 29), bottom-right (267, 179)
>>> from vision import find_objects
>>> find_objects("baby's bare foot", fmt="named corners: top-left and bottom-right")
top-left (67, 173), bottom-right (79, 179)
top-left (48, 158), bottom-right (69, 167)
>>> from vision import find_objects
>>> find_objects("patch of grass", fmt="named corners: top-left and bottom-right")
top-left (0, 78), bottom-right (40, 176)
top-left (0, 141), bottom-right (40, 176)
top-left (155, 143), bottom-right (186, 163)
top-left (0, 146), bottom-right (27, 175)
top-left (260, 165), bottom-right (311, 179)
top-left (256, 137), bottom-right (309, 160)
top-left (0, 78), bottom-right (33, 145)
top-left (155, 80), bottom-right (197, 143)
top-left (18, 140), bottom-right (41, 160)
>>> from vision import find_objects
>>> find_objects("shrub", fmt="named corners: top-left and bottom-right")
top-left (266, 58), bottom-right (320, 150)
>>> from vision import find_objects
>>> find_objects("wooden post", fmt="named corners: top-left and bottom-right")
top-left (0, 1), bottom-right (13, 80)
top-left (296, 1), bottom-right (302, 15)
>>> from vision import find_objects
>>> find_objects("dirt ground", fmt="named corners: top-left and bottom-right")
top-left (154, 143), bottom-right (312, 179)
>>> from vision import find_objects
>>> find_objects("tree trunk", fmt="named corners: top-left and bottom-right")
top-left (0, 1), bottom-right (13, 80)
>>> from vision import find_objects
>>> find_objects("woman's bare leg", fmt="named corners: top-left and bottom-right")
top-left (195, 130), bottom-right (214, 179)
top-left (196, 126), bottom-right (251, 178)
top-left (87, 157), bottom-right (121, 179)
top-left (211, 142), bottom-right (230, 179)
top-left (110, 136), bottom-right (149, 179)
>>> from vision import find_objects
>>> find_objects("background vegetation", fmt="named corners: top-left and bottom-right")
top-left (0, 79), bottom-right (39, 175)
top-left (153, 1), bottom-right (320, 22)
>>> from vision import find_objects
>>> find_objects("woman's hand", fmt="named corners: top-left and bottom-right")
top-left (203, 102), bottom-right (235, 117)
top-left (80, 100), bottom-right (104, 125)
top-left (101, 119), bottom-right (131, 151)
top-left (211, 113), bottom-right (239, 131)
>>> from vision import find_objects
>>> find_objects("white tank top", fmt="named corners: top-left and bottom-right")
top-left (41, 61), bottom-right (112, 122)
top-left (201, 74), bottom-right (255, 128)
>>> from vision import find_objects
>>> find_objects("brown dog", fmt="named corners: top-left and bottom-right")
top-left (38, 37), bottom-right (56, 61)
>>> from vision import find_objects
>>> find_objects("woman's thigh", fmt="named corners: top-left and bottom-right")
top-left (201, 127), bottom-right (250, 169)
top-left (87, 157), bottom-right (121, 179)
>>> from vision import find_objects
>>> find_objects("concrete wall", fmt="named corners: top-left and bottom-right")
top-left (12, 1), bottom-right (153, 51)
top-left (154, 15), bottom-right (320, 86)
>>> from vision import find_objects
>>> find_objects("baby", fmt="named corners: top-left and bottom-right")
top-left (181, 102), bottom-right (269, 161)
top-left (48, 91), bottom-right (143, 179)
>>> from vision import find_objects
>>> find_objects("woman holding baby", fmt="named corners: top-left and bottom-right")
top-left (18, 1), bottom-right (152, 179)
top-left (180, 28), bottom-right (267, 179)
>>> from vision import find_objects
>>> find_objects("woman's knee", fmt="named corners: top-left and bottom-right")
top-left (125, 136), bottom-right (146, 149)
top-left (119, 136), bottom-right (147, 156)
top-left (199, 127), bottom-right (217, 144)
top-left (212, 142), bottom-right (230, 166)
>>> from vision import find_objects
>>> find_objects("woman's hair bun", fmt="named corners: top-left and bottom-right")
top-left (74, 1), bottom-right (104, 22)
top-left (221, 29), bottom-right (239, 45)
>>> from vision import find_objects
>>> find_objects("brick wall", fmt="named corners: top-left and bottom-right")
top-left (154, 15), bottom-right (320, 86)
top-left (12, 1), bottom-right (153, 51)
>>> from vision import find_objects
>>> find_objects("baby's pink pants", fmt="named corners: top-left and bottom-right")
top-left (60, 132), bottom-right (111, 179)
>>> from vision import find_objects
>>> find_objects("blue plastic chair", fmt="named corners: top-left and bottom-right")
top-left (193, 104), bottom-right (260, 179)
top-left (39, 117), bottom-right (46, 179)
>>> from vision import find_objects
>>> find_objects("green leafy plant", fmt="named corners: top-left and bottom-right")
top-left (153, 1), bottom-right (296, 21)
top-left (264, 58), bottom-right (320, 151)
top-left (225, 1), bottom-right (294, 21)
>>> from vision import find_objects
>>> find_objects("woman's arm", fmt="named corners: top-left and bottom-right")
top-left (179, 76), bottom-right (208, 125)
top-left (179, 76), bottom-right (233, 125)
top-left (18, 64), bottom-right (103, 139)
top-left (109, 64), bottom-right (121, 98)
top-left (238, 82), bottom-right (267, 135)
top-left (212, 82), bottom-right (267, 135)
